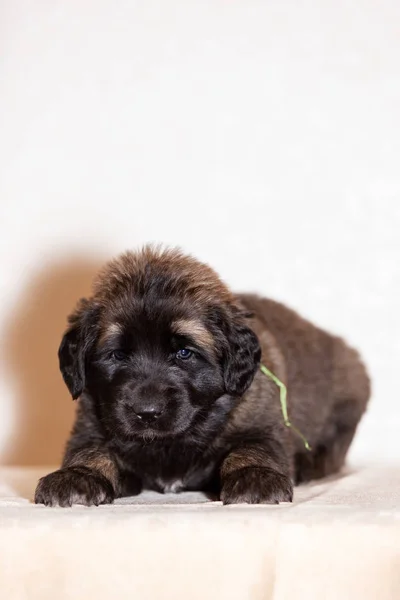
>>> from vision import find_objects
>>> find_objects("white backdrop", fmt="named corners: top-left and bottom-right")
top-left (1, 0), bottom-right (399, 466)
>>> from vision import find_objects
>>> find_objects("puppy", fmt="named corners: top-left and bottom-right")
top-left (35, 246), bottom-right (370, 506)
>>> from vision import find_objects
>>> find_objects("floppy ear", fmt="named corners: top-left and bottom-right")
top-left (222, 311), bottom-right (261, 397)
top-left (58, 299), bottom-right (99, 399)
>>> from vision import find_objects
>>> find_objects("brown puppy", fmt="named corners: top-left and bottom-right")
top-left (35, 246), bottom-right (370, 506)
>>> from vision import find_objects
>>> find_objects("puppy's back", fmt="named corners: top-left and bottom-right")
top-left (238, 293), bottom-right (370, 427)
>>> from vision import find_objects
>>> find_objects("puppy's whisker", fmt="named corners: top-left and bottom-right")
top-left (141, 429), bottom-right (156, 444)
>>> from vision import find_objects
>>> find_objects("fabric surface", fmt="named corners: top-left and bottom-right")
top-left (0, 465), bottom-right (399, 600)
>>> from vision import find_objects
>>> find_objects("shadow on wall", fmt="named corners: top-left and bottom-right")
top-left (2, 256), bottom-right (105, 466)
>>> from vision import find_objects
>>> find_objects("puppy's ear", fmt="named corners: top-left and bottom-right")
top-left (222, 311), bottom-right (261, 397)
top-left (58, 299), bottom-right (99, 399)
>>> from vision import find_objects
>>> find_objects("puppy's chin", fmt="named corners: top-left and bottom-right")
top-left (134, 424), bottom-right (190, 442)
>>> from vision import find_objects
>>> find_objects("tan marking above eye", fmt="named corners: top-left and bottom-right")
top-left (99, 322), bottom-right (122, 346)
top-left (172, 319), bottom-right (214, 352)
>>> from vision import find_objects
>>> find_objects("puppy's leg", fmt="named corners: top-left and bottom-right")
top-left (296, 343), bottom-right (370, 484)
top-left (220, 439), bottom-right (293, 505)
top-left (295, 399), bottom-right (364, 484)
top-left (35, 447), bottom-right (139, 507)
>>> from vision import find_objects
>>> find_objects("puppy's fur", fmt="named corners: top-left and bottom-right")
top-left (35, 247), bottom-right (370, 506)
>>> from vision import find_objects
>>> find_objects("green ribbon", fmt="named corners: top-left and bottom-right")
top-left (260, 364), bottom-right (312, 451)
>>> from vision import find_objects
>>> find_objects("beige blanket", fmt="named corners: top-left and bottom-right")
top-left (0, 465), bottom-right (399, 599)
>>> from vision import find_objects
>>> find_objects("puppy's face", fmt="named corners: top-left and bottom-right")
top-left (88, 301), bottom-right (227, 439)
top-left (59, 248), bottom-right (260, 441)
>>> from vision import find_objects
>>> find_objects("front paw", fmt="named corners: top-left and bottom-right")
top-left (220, 467), bottom-right (293, 505)
top-left (34, 466), bottom-right (115, 507)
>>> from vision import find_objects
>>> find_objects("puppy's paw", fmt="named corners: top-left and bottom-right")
top-left (220, 466), bottom-right (293, 505)
top-left (34, 466), bottom-right (115, 507)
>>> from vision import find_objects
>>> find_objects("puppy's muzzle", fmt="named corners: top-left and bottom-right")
top-left (124, 380), bottom-right (172, 425)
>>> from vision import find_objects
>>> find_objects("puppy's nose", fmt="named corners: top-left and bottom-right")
top-left (134, 406), bottom-right (163, 424)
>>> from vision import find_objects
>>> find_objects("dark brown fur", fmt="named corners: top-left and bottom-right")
top-left (35, 246), bottom-right (370, 506)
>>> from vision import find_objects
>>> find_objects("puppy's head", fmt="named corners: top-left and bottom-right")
top-left (59, 247), bottom-right (260, 440)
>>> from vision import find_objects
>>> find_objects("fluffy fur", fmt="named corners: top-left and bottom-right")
top-left (35, 246), bottom-right (370, 506)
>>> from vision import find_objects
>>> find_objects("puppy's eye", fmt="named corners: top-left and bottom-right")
top-left (112, 350), bottom-right (128, 361)
top-left (175, 348), bottom-right (193, 360)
